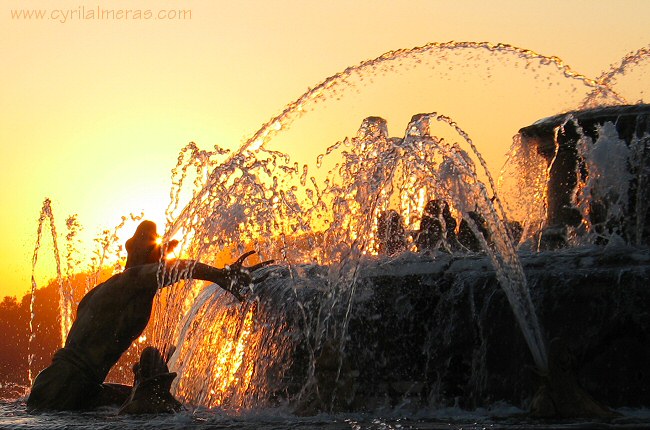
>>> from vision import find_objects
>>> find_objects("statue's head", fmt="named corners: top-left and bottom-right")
top-left (125, 220), bottom-right (178, 269)
top-left (424, 199), bottom-right (441, 216)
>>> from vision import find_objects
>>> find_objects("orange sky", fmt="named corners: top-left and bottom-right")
top-left (1, 0), bottom-right (649, 298)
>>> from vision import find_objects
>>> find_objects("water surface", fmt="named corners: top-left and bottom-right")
top-left (2, 401), bottom-right (650, 430)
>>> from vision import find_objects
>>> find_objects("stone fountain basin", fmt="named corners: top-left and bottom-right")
top-left (249, 245), bottom-right (650, 412)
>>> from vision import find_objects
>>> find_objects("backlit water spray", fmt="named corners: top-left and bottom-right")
top-left (29, 199), bottom-right (63, 385)
top-left (153, 42), bottom-right (632, 398)
top-left (142, 41), bottom-right (643, 408)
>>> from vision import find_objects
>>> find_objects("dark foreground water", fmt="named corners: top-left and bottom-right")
top-left (2, 401), bottom-right (650, 430)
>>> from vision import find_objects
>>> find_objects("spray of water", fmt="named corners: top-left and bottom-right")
top-left (29, 199), bottom-right (63, 384)
top-left (497, 134), bottom-right (550, 247)
top-left (151, 111), bottom-right (550, 409)
top-left (146, 42), bottom-right (647, 407)
top-left (59, 215), bottom-right (81, 346)
top-left (582, 44), bottom-right (650, 107)
top-left (164, 41), bottom-right (623, 242)
top-left (574, 121), bottom-right (633, 242)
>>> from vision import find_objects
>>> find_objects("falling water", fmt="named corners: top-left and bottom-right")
top-left (151, 44), bottom-right (635, 394)
top-left (29, 199), bottom-right (63, 384)
top-left (574, 121), bottom-right (633, 243)
top-left (57, 215), bottom-right (82, 347)
top-left (497, 133), bottom-right (550, 248)
top-left (151, 111), bottom-right (549, 410)
top-left (151, 42), bottom-right (628, 400)
top-left (153, 44), bottom-right (630, 372)
top-left (163, 41), bottom-right (625, 243)
top-left (582, 44), bottom-right (650, 108)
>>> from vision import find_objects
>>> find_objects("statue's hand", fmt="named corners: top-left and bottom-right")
top-left (224, 251), bottom-right (274, 301)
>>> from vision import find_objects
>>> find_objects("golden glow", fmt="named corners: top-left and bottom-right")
top-left (9, 3), bottom-right (648, 413)
top-left (171, 301), bottom-right (271, 409)
top-left (209, 306), bottom-right (255, 405)
top-left (1, 1), bottom-right (649, 301)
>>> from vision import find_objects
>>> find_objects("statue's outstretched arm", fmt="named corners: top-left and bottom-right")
top-left (153, 251), bottom-right (273, 300)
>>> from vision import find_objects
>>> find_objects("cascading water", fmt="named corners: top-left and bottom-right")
top-left (147, 42), bottom-right (633, 409)
top-left (517, 104), bottom-right (650, 249)
top-left (160, 112), bottom-right (550, 411)
top-left (143, 43), bottom-right (650, 412)
top-left (162, 41), bottom-right (625, 244)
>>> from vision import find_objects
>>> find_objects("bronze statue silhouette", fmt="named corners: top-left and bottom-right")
top-left (415, 199), bottom-right (458, 253)
top-left (27, 220), bottom-right (272, 412)
top-left (377, 210), bottom-right (406, 256)
top-left (457, 210), bottom-right (491, 252)
top-left (118, 346), bottom-right (182, 415)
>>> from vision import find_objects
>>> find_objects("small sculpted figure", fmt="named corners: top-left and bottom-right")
top-left (457, 210), bottom-right (491, 252)
top-left (118, 346), bottom-right (182, 414)
top-left (415, 199), bottom-right (458, 253)
top-left (27, 220), bottom-right (272, 412)
top-left (377, 210), bottom-right (407, 256)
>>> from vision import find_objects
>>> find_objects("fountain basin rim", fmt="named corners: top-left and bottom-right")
top-left (519, 103), bottom-right (650, 138)
top-left (330, 245), bottom-right (650, 282)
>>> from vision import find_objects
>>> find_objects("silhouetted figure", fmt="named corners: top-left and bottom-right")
top-left (118, 346), bottom-right (182, 414)
top-left (457, 211), bottom-right (491, 252)
top-left (124, 220), bottom-right (178, 269)
top-left (27, 220), bottom-right (272, 412)
top-left (377, 210), bottom-right (406, 256)
top-left (415, 199), bottom-right (458, 253)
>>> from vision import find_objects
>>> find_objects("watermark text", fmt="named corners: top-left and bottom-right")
top-left (10, 6), bottom-right (192, 23)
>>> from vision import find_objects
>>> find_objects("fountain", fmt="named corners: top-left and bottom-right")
top-left (20, 42), bottom-right (650, 421)
top-left (163, 112), bottom-right (549, 412)
top-left (155, 109), bottom-right (650, 415)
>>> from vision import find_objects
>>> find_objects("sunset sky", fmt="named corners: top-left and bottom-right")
top-left (1, 0), bottom-right (649, 298)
